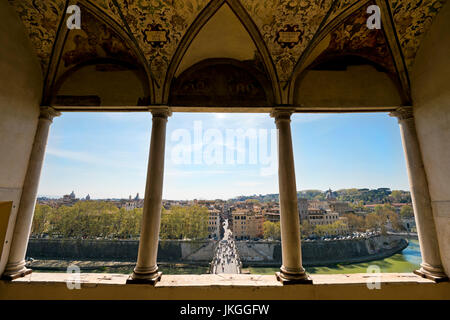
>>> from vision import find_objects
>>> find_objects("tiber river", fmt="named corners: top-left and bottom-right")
top-left (244, 239), bottom-right (422, 275)
top-left (32, 240), bottom-right (422, 275)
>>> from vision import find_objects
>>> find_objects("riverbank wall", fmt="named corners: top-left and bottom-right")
top-left (26, 239), bottom-right (217, 263)
top-left (238, 235), bottom-right (409, 267)
top-left (26, 235), bottom-right (408, 267)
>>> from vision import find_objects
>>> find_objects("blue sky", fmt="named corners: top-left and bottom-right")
top-left (38, 112), bottom-right (409, 200)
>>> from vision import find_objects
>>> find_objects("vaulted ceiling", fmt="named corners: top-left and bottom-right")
top-left (8, 0), bottom-right (447, 107)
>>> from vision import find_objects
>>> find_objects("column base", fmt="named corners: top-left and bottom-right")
top-left (276, 271), bottom-right (313, 285)
top-left (126, 271), bottom-right (162, 285)
top-left (414, 268), bottom-right (448, 283)
top-left (1, 268), bottom-right (32, 281)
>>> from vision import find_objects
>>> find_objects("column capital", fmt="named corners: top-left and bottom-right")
top-left (39, 107), bottom-right (61, 122)
top-left (149, 107), bottom-right (172, 119)
top-left (270, 108), bottom-right (294, 123)
top-left (389, 106), bottom-right (414, 121)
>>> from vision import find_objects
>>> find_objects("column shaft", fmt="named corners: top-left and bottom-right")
top-left (2, 107), bottom-right (60, 280)
top-left (272, 110), bottom-right (311, 284)
top-left (391, 107), bottom-right (447, 281)
top-left (128, 109), bottom-right (170, 284)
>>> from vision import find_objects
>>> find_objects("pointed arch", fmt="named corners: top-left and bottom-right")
top-left (42, 0), bottom-right (154, 105)
top-left (162, 0), bottom-right (280, 105)
top-left (287, 0), bottom-right (371, 105)
top-left (375, 0), bottom-right (411, 104)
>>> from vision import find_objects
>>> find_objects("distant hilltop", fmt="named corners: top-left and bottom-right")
top-left (38, 188), bottom-right (411, 205)
top-left (231, 188), bottom-right (411, 205)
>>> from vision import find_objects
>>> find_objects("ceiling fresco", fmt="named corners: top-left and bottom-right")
top-left (325, 0), bottom-right (360, 25)
top-left (390, 0), bottom-right (447, 71)
top-left (58, 8), bottom-right (139, 76)
top-left (8, 0), bottom-right (66, 73)
top-left (7, 0), bottom-right (448, 102)
top-left (94, 0), bottom-right (123, 26)
top-left (316, 3), bottom-right (396, 75)
top-left (114, 0), bottom-right (210, 85)
top-left (240, 0), bottom-right (334, 81)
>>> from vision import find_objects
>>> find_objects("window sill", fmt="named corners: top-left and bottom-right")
top-left (1, 273), bottom-right (449, 300)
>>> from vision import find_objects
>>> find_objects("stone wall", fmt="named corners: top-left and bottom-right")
top-left (26, 235), bottom-right (407, 267)
top-left (238, 235), bottom-right (408, 266)
top-left (26, 239), bottom-right (217, 263)
top-left (0, 1), bottom-right (43, 275)
top-left (411, 0), bottom-right (450, 277)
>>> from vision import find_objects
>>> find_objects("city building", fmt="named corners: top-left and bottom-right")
top-left (307, 209), bottom-right (339, 226)
top-left (207, 208), bottom-right (221, 239)
top-left (232, 209), bottom-right (263, 240)
top-left (61, 191), bottom-right (78, 206)
top-left (263, 212), bottom-right (280, 223)
top-left (328, 201), bottom-right (353, 216)
top-left (298, 198), bottom-right (308, 222)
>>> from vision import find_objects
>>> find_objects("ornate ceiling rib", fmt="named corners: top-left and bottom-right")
top-left (389, 0), bottom-right (446, 71)
top-left (326, 0), bottom-right (361, 24)
top-left (43, 0), bottom-right (152, 105)
top-left (291, 1), bottom-right (407, 105)
top-left (376, 0), bottom-right (411, 104)
top-left (162, 0), bottom-right (282, 105)
top-left (113, 0), bottom-right (211, 91)
top-left (240, 0), bottom-right (334, 83)
top-left (161, 0), bottom-right (226, 104)
top-left (7, 0), bottom-right (448, 108)
top-left (315, 3), bottom-right (397, 74)
top-left (8, 0), bottom-right (67, 74)
top-left (287, 0), bottom-right (371, 103)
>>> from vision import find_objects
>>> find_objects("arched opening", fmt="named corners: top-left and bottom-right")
top-left (293, 55), bottom-right (403, 110)
top-left (51, 59), bottom-right (150, 107)
top-left (169, 58), bottom-right (274, 108)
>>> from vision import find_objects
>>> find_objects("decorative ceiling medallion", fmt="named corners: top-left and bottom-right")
top-left (143, 23), bottom-right (169, 48)
top-left (276, 25), bottom-right (303, 49)
top-left (241, 0), bottom-right (334, 81)
top-left (8, 0), bottom-right (447, 90)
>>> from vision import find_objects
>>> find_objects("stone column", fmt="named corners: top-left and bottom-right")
top-left (271, 109), bottom-right (311, 284)
top-left (2, 107), bottom-right (60, 280)
top-left (390, 107), bottom-right (447, 282)
top-left (127, 108), bottom-right (171, 284)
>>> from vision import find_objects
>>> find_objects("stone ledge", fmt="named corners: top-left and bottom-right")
top-left (9, 272), bottom-right (437, 286)
top-left (2, 273), bottom-right (448, 300)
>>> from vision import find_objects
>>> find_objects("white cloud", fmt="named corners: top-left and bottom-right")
top-left (46, 147), bottom-right (144, 171)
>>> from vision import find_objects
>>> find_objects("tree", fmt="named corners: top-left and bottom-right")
top-left (365, 212), bottom-right (383, 230)
top-left (300, 220), bottom-right (313, 238)
top-left (387, 211), bottom-right (404, 231)
top-left (400, 205), bottom-right (414, 218)
top-left (263, 221), bottom-right (280, 240)
top-left (160, 205), bottom-right (209, 240)
top-left (343, 213), bottom-right (365, 231)
top-left (390, 190), bottom-right (403, 202)
top-left (31, 204), bottom-right (53, 236)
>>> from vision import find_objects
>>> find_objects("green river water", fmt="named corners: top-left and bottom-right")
top-left (33, 240), bottom-right (421, 275)
top-left (244, 239), bottom-right (422, 275)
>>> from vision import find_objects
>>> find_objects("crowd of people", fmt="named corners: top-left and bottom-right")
top-left (211, 220), bottom-right (241, 274)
